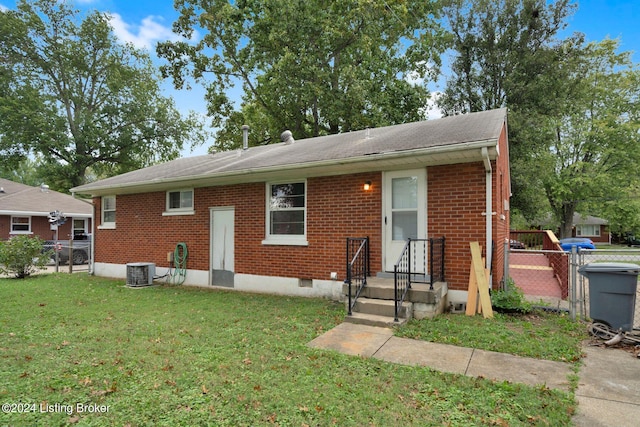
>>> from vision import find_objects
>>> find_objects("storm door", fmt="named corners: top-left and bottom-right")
top-left (383, 169), bottom-right (426, 272)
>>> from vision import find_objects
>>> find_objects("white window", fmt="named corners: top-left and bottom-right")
top-left (164, 189), bottom-right (194, 215)
top-left (100, 195), bottom-right (116, 229)
top-left (576, 224), bottom-right (600, 237)
top-left (10, 216), bottom-right (31, 234)
top-left (263, 181), bottom-right (307, 245)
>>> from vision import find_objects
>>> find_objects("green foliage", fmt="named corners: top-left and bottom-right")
top-left (439, 0), bottom-right (577, 115)
top-left (0, 0), bottom-right (208, 191)
top-left (158, 0), bottom-right (447, 150)
top-left (0, 274), bottom-right (577, 425)
top-left (440, 0), bottom-right (640, 234)
top-left (540, 39), bottom-right (640, 237)
top-left (0, 235), bottom-right (51, 278)
top-left (491, 279), bottom-right (533, 313)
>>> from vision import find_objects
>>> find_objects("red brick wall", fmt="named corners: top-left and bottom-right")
top-left (428, 162), bottom-right (487, 291)
top-left (94, 172), bottom-right (383, 281)
top-left (492, 125), bottom-right (511, 288)
top-left (427, 123), bottom-right (510, 291)
top-left (0, 215), bottom-right (76, 241)
top-left (0, 216), bottom-right (9, 240)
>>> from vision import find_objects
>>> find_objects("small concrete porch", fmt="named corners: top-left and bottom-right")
top-left (343, 276), bottom-right (448, 328)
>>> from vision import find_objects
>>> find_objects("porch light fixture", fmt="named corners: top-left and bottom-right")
top-left (363, 181), bottom-right (372, 191)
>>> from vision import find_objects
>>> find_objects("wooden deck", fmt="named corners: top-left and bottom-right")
top-left (509, 253), bottom-right (563, 299)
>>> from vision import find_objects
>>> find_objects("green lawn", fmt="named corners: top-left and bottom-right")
top-left (1, 274), bottom-right (581, 426)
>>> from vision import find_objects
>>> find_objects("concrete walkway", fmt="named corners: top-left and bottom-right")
top-left (308, 322), bottom-right (640, 426)
top-left (573, 346), bottom-right (640, 427)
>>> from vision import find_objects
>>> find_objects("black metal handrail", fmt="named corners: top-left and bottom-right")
top-left (393, 237), bottom-right (445, 322)
top-left (346, 237), bottom-right (370, 316)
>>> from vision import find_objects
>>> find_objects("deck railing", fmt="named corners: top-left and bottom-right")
top-left (510, 230), bottom-right (568, 297)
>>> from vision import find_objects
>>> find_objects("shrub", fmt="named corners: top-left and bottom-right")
top-left (0, 235), bottom-right (52, 279)
top-left (491, 278), bottom-right (532, 313)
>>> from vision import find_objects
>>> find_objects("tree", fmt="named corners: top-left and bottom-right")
top-left (540, 39), bottom-right (640, 237)
top-left (157, 0), bottom-right (447, 150)
top-left (438, 0), bottom-right (586, 223)
top-left (439, 0), bottom-right (576, 115)
top-left (0, 0), bottom-right (208, 192)
top-left (0, 156), bottom-right (41, 186)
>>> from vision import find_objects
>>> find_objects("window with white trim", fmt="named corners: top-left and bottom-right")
top-left (576, 224), bottom-right (600, 237)
top-left (164, 189), bottom-right (194, 215)
top-left (10, 216), bottom-right (31, 233)
top-left (264, 181), bottom-right (307, 245)
top-left (101, 195), bottom-right (116, 228)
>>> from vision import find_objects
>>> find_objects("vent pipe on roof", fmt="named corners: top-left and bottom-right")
top-left (242, 125), bottom-right (249, 150)
top-left (281, 130), bottom-right (294, 144)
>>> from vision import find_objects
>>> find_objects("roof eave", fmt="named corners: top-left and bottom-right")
top-left (0, 210), bottom-right (92, 217)
top-left (73, 138), bottom-right (500, 197)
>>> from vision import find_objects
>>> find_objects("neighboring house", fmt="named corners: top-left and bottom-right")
top-left (572, 213), bottom-right (609, 244)
top-left (0, 178), bottom-right (92, 241)
top-left (71, 108), bottom-right (511, 306)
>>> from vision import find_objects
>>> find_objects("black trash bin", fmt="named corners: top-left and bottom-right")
top-left (578, 262), bottom-right (640, 331)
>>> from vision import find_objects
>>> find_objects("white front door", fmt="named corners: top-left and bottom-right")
top-left (384, 169), bottom-right (427, 272)
top-left (210, 207), bottom-right (235, 287)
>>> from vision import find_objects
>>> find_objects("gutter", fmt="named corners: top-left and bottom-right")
top-left (72, 138), bottom-right (500, 196)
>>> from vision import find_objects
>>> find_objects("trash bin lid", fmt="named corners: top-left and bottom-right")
top-left (578, 262), bottom-right (640, 274)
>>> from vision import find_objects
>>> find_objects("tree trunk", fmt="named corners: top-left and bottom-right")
top-left (559, 203), bottom-right (576, 239)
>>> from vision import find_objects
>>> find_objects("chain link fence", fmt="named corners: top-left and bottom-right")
top-left (45, 239), bottom-right (92, 274)
top-left (507, 238), bottom-right (640, 330)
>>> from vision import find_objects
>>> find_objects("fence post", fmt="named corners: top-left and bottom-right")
top-left (570, 246), bottom-right (577, 321)
top-left (68, 239), bottom-right (73, 274)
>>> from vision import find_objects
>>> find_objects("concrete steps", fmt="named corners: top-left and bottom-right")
top-left (344, 312), bottom-right (408, 327)
top-left (343, 276), bottom-right (448, 327)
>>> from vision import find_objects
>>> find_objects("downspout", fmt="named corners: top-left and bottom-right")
top-left (482, 147), bottom-right (492, 287)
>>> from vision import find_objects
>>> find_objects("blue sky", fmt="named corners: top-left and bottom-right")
top-left (1, 0), bottom-right (638, 156)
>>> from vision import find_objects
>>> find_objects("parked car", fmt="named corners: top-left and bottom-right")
top-left (510, 239), bottom-right (525, 249)
top-left (559, 237), bottom-right (595, 252)
top-left (626, 235), bottom-right (640, 247)
top-left (43, 234), bottom-right (91, 265)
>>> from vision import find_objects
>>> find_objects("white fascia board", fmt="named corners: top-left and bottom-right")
top-left (0, 210), bottom-right (92, 217)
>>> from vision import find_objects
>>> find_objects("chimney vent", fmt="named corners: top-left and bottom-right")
top-left (241, 125), bottom-right (249, 150)
top-left (281, 130), bottom-right (294, 144)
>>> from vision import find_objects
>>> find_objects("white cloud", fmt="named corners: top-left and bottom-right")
top-left (107, 13), bottom-right (183, 51)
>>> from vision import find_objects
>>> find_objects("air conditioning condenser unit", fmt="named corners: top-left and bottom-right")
top-left (126, 262), bottom-right (156, 287)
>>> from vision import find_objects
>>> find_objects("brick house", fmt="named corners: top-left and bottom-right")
top-left (572, 213), bottom-right (609, 244)
top-left (71, 108), bottom-right (510, 306)
top-left (0, 178), bottom-right (92, 241)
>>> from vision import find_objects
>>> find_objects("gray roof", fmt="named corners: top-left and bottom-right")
top-left (0, 179), bottom-right (92, 217)
top-left (72, 108), bottom-right (507, 196)
top-left (573, 213), bottom-right (608, 226)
